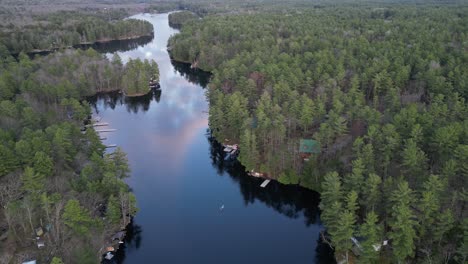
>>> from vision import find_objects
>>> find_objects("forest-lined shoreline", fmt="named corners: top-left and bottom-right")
top-left (1, 1), bottom-right (467, 263)
top-left (0, 3), bottom-right (163, 263)
top-left (0, 39), bottom-right (158, 264)
top-left (10, 33), bottom-right (155, 57)
top-left (168, 3), bottom-right (468, 264)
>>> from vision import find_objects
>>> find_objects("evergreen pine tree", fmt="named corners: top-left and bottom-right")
top-left (388, 181), bottom-right (418, 263)
top-left (359, 211), bottom-right (382, 264)
top-left (106, 195), bottom-right (121, 225)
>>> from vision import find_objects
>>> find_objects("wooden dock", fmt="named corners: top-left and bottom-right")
top-left (260, 179), bottom-right (271, 188)
top-left (93, 122), bottom-right (109, 127)
top-left (96, 129), bottom-right (117, 133)
top-left (85, 122), bottom-right (109, 128)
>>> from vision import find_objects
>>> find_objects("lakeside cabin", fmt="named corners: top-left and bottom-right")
top-left (223, 144), bottom-right (238, 153)
top-left (248, 170), bottom-right (264, 177)
top-left (223, 144), bottom-right (239, 161)
top-left (112, 231), bottom-right (125, 242)
top-left (299, 139), bottom-right (320, 161)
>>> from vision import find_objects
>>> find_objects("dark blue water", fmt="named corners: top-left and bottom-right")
top-left (91, 13), bottom-right (334, 264)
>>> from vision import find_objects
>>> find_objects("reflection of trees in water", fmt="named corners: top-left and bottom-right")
top-left (207, 132), bottom-right (336, 263)
top-left (20, 36), bottom-right (154, 59)
top-left (108, 219), bottom-right (143, 264)
top-left (206, 132), bottom-right (321, 226)
top-left (88, 91), bottom-right (124, 112)
top-left (171, 59), bottom-right (211, 88)
top-left (124, 90), bottom-right (161, 113)
top-left (75, 35), bottom-right (154, 54)
top-left (315, 234), bottom-right (337, 264)
top-left (88, 90), bottom-right (161, 114)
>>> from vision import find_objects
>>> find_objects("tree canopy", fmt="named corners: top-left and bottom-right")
top-left (170, 3), bottom-right (468, 263)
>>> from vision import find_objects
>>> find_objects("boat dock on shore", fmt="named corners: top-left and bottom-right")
top-left (91, 117), bottom-right (118, 149)
top-left (96, 128), bottom-right (117, 132)
top-left (260, 179), bottom-right (271, 188)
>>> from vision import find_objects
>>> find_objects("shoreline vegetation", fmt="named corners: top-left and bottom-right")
top-left (0, 10), bottom-right (154, 54)
top-left (168, 3), bottom-right (468, 264)
top-left (0, 0), bottom-right (467, 263)
top-left (12, 33), bottom-right (154, 57)
top-left (0, 47), bottom-right (158, 263)
top-left (0, 2), bottom-right (162, 263)
top-left (168, 11), bottom-right (198, 29)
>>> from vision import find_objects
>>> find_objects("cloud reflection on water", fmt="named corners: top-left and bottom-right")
top-left (94, 13), bottom-right (333, 264)
top-left (92, 13), bottom-right (211, 172)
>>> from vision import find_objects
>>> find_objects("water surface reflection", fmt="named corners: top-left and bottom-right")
top-left (75, 35), bottom-right (154, 54)
top-left (89, 90), bottom-right (161, 114)
top-left (171, 59), bottom-right (211, 88)
top-left (93, 13), bottom-right (334, 264)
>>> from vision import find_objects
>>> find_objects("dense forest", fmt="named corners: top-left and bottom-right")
top-left (169, 4), bottom-right (468, 263)
top-left (1, 0), bottom-right (467, 263)
top-left (0, 47), bottom-right (159, 263)
top-left (1, 47), bottom-right (159, 98)
top-left (0, 10), bottom-right (153, 53)
top-left (0, 2), bottom-right (161, 262)
top-left (168, 11), bottom-right (198, 29)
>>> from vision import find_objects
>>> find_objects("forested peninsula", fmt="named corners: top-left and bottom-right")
top-left (0, 2), bottom-right (160, 261)
top-left (168, 11), bottom-right (198, 29)
top-left (0, 10), bottom-right (153, 54)
top-left (0, 47), bottom-right (159, 263)
top-left (169, 3), bottom-right (468, 263)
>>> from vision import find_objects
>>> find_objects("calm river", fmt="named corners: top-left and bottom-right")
top-left (90, 13), bottom-right (334, 264)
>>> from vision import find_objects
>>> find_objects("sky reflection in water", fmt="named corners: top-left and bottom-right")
top-left (92, 13), bottom-right (334, 264)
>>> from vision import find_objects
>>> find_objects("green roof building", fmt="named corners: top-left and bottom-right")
top-left (299, 139), bottom-right (320, 154)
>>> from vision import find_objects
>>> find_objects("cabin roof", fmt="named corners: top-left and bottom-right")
top-left (112, 231), bottom-right (125, 240)
top-left (299, 139), bottom-right (320, 153)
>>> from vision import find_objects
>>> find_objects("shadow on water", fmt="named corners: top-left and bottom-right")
top-left (74, 35), bottom-right (154, 54)
top-left (171, 59), bottom-right (211, 88)
top-left (103, 220), bottom-right (143, 264)
top-left (316, 236), bottom-right (337, 264)
top-left (206, 132), bottom-right (321, 226)
top-left (17, 35), bottom-right (154, 60)
top-left (92, 15), bottom-right (335, 264)
top-left (87, 58), bottom-right (208, 115)
top-left (206, 132), bottom-right (336, 263)
top-left (104, 131), bottom-right (335, 264)
top-left (88, 90), bottom-right (161, 114)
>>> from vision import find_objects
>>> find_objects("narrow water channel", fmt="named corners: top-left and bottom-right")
top-left (90, 13), bottom-right (334, 264)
